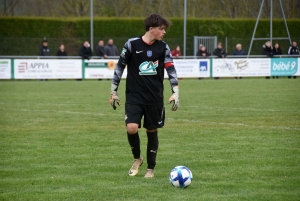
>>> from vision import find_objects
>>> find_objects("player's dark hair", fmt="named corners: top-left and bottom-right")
top-left (144, 14), bottom-right (172, 31)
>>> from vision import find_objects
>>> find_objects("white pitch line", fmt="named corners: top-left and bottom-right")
top-left (166, 118), bottom-right (300, 131)
top-left (3, 108), bottom-right (123, 117)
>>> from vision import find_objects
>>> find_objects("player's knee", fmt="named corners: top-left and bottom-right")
top-left (127, 124), bottom-right (138, 134)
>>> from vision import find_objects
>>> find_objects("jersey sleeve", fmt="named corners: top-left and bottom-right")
top-left (164, 44), bottom-right (179, 89)
top-left (112, 40), bottom-right (132, 87)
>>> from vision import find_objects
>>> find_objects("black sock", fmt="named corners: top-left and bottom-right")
top-left (127, 132), bottom-right (140, 159)
top-left (146, 131), bottom-right (158, 169)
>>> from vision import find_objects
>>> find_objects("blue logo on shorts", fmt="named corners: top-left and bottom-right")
top-left (147, 50), bottom-right (152, 57)
top-left (199, 61), bottom-right (208, 71)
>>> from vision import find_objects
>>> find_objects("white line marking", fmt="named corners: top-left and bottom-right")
top-left (3, 108), bottom-right (123, 117)
top-left (167, 118), bottom-right (300, 131)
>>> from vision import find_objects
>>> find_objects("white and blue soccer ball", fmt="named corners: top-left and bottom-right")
top-left (169, 166), bottom-right (193, 188)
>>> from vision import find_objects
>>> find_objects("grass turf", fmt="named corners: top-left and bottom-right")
top-left (0, 78), bottom-right (299, 201)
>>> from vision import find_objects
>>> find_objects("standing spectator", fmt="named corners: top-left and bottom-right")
top-left (96, 40), bottom-right (106, 58)
top-left (262, 41), bottom-right (273, 79)
top-left (232, 43), bottom-right (246, 79)
top-left (38, 37), bottom-right (49, 81)
top-left (232, 43), bottom-right (246, 55)
top-left (273, 43), bottom-right (282, 79)
top-left (287, 41), bottom-right (299, 79)
top-left (79, 41), bottom-right (93, 59)
top-left (171, 45), bottom-right (181, 58)
top-left (262, 41), bottom-right (273, 56)
top-left (287, 41), bottom-right (299, 55)
top-left (196, 45), bottom-right (211, 57)
top-left (39, 37), bottom-right (50, 56)
top-left (57, 44), bottom-right (67, 57)
top-left (213, 42), bottom-right (227, 58)
top-left (105, 39), bottom-right (118, 57)
top-left (273, 43), bottom-right (282, 55)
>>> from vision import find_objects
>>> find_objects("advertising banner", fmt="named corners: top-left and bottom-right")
top-left (14, 59), bottom-right (82, 79)
top-left (212, 58), bottom-right (270, 77)
top-left (173, 59), bottom-right (210, 78)
top-left (83, 59), bottom-right (128, 79)
top-left (270, 58), bottom-right (299, 76)
top-left (0, 59), bottom-right (11, 79)
top-left (84, 59), bottom-right (210, 79)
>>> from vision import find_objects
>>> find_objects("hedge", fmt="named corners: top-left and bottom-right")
top-left (0, 17), bottom-right (299, 55)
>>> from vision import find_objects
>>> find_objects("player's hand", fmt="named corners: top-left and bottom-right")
top-left (110, 84), bottom-right (121, 110)
top-left (169, 86), bottom-right (179, 111)
top-left (110, 91), bottom-right (121, 110)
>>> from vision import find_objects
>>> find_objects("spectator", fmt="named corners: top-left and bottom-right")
top-left (105, 39), bottom-right (118, 57)
top-left (262, 41), bottom-right (273, 57)
top-left (38, 37), bottom-right (49, 81)
top-left (171, 45), bottom-right (181, 58)
top-left (232, 43), bottom-right (246, 79)
top-left (287, 41), bottom-right (299, 79)
top-left (262, 41), bottom-right (273, 79)
top-left (96, 40), bottom-right (106, 58)
top-left (232, 43), bottom-right (246, 55)
top-left (213, 42), bottom-right (227, 58)
top-left (196, 45), bottom-right (211, 57)
top-left (273, 43), bottom-right (282, 55)
top-left (272, 43), bottom-right (282, 79)
top-left (79, 41), bottom-right (93, 59)
top-left (39, 37), bottom-right (50, 56)
top-left (287, 41), bottom-right (299, 55)
top-left (57, 44), bottom-right (67, 57)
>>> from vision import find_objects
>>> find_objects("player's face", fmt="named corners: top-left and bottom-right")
top-left (151, 26), bottom-right (166, 40)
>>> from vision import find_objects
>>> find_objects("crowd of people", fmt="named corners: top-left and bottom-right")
top-left (39, 38), bottom-right (299, 80)
top-left (38, 38), bottom-right (119, 59)
top-left (39, 37), bottom-right (299, 60)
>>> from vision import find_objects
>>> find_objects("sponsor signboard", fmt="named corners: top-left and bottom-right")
top-left (84, 59), bottom-right (211, 79)
top-left (212, 58), bottom-right (270, 77)
top-left (84, 59), bottom-right (123, 79)
top-left (271, 58), bottom-right (299, 76)
top-left (0, 59), bottom-right (11, 79)
top-left (14, 59), bottom-right (82, 79)
top-left (173, 59), bottom-right (210, 78)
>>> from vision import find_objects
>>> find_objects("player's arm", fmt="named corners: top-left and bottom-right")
top-left (164, 44), bottom-right (179, 111)
top-left (110, 41), bottom-right (131, 110)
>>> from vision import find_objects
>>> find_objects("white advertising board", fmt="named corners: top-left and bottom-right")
top-left (14, 59), bottom-right (82, 79)
top-left (0, 59), bottom-right (11, 79)
top-left (84, 59), bottom-right (128, 79)
top-left (84, 59), bottom-right (210, 79)
top-left (173, 59), bottom-right (210, 78)
top-left (212, 58), bottom-right (270, 77)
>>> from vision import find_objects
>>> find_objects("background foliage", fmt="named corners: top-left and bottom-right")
top-left (0, 17), bottom-right (299, 55)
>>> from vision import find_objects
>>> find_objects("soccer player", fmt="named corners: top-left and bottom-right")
top-left (109, 14), bottom-right (179, 178)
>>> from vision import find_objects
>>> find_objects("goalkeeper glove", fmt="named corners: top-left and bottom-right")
top-left (168, 86), bottom-right (179, 111)
top-left (110, 84), bottom-right (121, 110)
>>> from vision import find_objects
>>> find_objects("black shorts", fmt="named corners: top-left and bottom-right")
top-left (125, 104), bottom-right (165, 129)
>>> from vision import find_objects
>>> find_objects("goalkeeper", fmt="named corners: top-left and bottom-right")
top-left (110, 13), bottom-right (179, 178)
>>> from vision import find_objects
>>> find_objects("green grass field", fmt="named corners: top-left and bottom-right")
top-left (0, 78), bottom-right (299, 201)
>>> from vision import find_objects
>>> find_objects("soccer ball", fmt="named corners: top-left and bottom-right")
top-left (169, 166), bottom-right (193, 188)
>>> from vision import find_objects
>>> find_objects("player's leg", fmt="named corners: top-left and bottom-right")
top-left (145, 128), bottom-right (158, 178)
top-left (143, 105), bottom-right (165, 178)
top-left (125, 104), bottom-right (144, 176)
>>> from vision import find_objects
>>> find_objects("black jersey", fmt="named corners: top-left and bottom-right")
top-left (112, 37), bottom-right (178, 105)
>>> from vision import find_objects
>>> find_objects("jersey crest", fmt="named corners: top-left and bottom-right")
top-left (139, 60), bottom-right (158, 75)
top-left (147, 50), bottom-right (152, 57)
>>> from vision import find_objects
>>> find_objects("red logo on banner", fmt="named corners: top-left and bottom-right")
top-left (18, 62), bottom-right (28, 73)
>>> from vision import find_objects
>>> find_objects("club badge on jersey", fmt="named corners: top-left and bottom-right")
top-left (139, 60), bottom-right (158, 75)
top-left (147, 50), bottom-right (152, 57)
